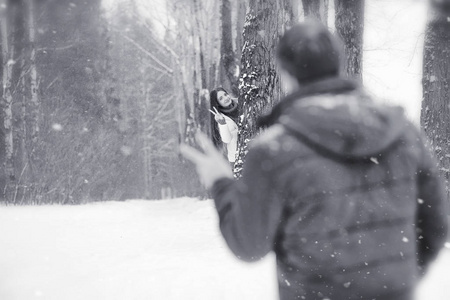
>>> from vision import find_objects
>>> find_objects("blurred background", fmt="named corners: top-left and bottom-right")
top-left (0, 0), bottom-right (436, 204)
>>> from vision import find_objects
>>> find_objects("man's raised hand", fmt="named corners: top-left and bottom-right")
top-left (179, 131), bottom-right (233, 189)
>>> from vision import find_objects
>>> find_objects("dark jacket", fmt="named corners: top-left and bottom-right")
top-left (211, 78), bottom-right (448, 300)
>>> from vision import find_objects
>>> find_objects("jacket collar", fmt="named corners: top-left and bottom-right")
top-left (257, 77), bottom-right (360, 128)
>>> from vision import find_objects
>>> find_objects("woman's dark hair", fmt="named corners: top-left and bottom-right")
top-left (209, 87), bottom-right (239, 148)
top-left (209, 87), bottom-right (228, 113)
top-left (277, 21), bottom-right (342, 84)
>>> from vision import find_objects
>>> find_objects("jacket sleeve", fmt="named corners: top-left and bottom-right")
top-left (211, 145), bottom-right (284, 262)
top-left (218, 118), bottom-right (237, 144)
top-left (416, 135), bottom-right (448, 275)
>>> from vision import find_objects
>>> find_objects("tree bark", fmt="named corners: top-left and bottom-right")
top-left (1, 1), bottom-right (16, 186)
top-left (292, 0), bottom-right (300, 23)
top-left (27, 0), bottom-right (39, 176)
top-left (301, 0), bottom-right (329, 25)
top-left (421, 3), bottom-right (450, 206)
top-left (234, 0), bottom-right (247, 60)
top-left (334, 0), bottom-right (364, 80)
top-left (234, 0), bottom-right (293, 176)
top-left (220, 0), bottom-right (239, 96)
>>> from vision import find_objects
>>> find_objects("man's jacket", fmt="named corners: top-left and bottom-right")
top-left (211, 78), bottom-right (448, 300)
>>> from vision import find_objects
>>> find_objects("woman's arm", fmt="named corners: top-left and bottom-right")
top-left (218, 119), bottom-right (235, 143)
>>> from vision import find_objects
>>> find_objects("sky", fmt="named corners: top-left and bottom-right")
top-left (101, 0), bottom-right (168, 36)
top-left (363, 0), bottom-right (427, 124)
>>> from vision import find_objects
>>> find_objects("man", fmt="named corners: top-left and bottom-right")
top-left (180, 21), bottom-right (448, 300)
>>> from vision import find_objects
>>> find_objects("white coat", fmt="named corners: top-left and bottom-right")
top-left (218, 115), bottom-right (238, 163)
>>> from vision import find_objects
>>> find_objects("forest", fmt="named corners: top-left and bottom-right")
top-left (0, 0), bottom-right (449, 205)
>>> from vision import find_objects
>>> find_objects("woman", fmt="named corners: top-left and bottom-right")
top-left (209, 87), bottom-right (239, 164)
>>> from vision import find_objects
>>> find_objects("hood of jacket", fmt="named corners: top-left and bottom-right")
top-left (267, 79), bottom-right (408, 161)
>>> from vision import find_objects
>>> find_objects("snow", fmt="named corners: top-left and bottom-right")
top-left (0, 1), bottom-right (447, 299)
top-left (0, 199), bottom-right (277, 300)
top-left (0, 198), bottom-right (449, 300)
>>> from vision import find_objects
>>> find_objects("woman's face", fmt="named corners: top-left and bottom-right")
top-left (217, 91), bottom-right (232, 108)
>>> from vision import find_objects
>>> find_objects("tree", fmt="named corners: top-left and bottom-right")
top-left (301, 0), bottom-right (329, 25)
top-left (234, 0), bottom-right (293, 175)
top-left (334, 0), bottom-right (364, 80)
top-left (26, 0), bottom-right (39, 168)
top-left (234, 0), bottom-right (247, 60)
top-left (220, 0), bottom-right (239, 95)
top-left (421, 0), bottom-right (450, 205)
top-left (0, 1), bottom-right (14, 187)
top-left (25, 0), bottom-right (116, 203)
top-left (0, 0), bottom-right (24, 200)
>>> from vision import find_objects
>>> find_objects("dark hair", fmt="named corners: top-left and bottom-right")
top-left (277, 21), bottom-right (342, 84)
top-left (209, 87), bottom-right (239, 148)
top-left (209, 87), bottom-right (228, 113)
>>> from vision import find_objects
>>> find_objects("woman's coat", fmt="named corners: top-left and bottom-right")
top-left (218, 115), bottom-right (238, 163)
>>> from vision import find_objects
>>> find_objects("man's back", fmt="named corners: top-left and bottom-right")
top-left (212, 85), bottom-right (448, 299)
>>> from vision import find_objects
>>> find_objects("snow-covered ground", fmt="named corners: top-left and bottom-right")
top-left (0, 199), bottom-right (277, 300)
top-left (0, 198), bottom-right (448, 300)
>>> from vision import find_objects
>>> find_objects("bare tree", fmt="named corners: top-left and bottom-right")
top-left (291, 0), bottom-right (300, 23)
top-left (301, 0), bottom-right (329, 25)
top-left (421, 0), bottom-right (450, 204)
top-left (220, 0), bottom-right (239, 95)
top-left (1, 0), bottom-right (16, 189)
top-left (334, 0), bottom-right (364, 80)
top-left (234, 0), bottom-right (293, 175)
top-left (26, 0), bottom-right (39, 176)
top-left (234, 0), bottom-right (247, 60)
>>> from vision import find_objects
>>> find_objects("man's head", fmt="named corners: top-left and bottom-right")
top-left (277, 21), bottom-right (342, 85)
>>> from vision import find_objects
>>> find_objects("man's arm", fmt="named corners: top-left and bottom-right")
top-left (180, 132), bottom-right (285, 262)
top-left (211, 145), bottom-right (285, 262)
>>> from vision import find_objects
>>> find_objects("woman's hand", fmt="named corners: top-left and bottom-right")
top-left (180, 132), bottom-right (233, 189)
top-left (209, 107), bottom-right (226, 125)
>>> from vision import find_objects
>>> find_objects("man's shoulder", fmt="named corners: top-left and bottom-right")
top-left (250, 124), bottom-right (286, 150)
top-left (250, 124), bottom-right (306, 157)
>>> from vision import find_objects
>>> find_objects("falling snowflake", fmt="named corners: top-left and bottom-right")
top-left (52, 123), bottom-right (63, 131)
top-left (120, 146), bottom-right (132, 156)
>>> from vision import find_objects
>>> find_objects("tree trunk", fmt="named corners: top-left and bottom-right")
top-left (220, 0), bottom-right (239, 95)
top-left (421, 3), bottom-right (450, 207)
top-left (192, 0), bottom-right (210, 135)
top-left (193, 0), bottom-right (207, 90)
top-left (292, 0), bottom-right (300, 23)
top-left (1, 1), bottom-right (16, 187)
top-left (234, 0), bottom-right (247, 60)
top-left (234, 0), bottom-right (292, 176)
top-left (301, 0), bottom-right (329, 25)
top-left (27, 0), bottom-right (39, 179)
top-left (334, 0), bottom-right (364, 80)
